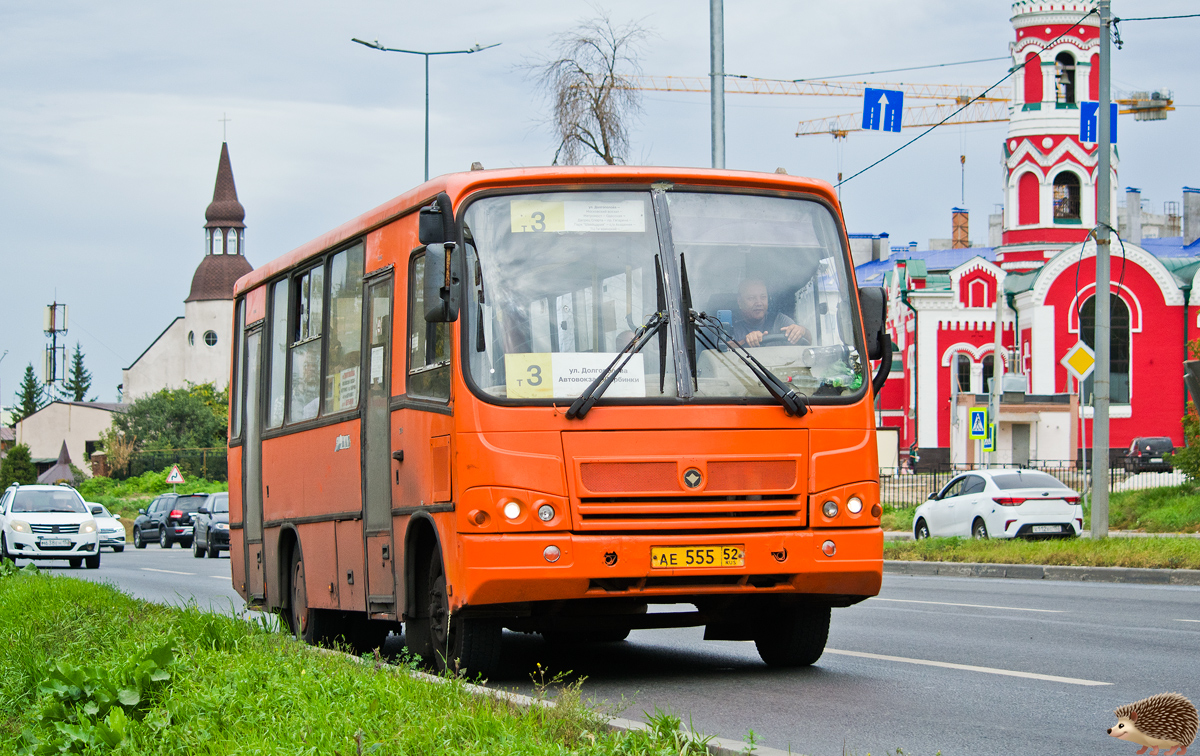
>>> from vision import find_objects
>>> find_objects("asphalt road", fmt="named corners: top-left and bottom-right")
top-left (31, 544), bottom-right (1200, 756)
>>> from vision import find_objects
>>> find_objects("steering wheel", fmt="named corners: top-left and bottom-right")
top-left (757, 333), bottom-right (794, 347)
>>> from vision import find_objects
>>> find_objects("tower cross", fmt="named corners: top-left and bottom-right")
top-left (218, 113), bottom-right (231, 141)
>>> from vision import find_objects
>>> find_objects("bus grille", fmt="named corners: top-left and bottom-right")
top-left (574, 497), bottom-right (804, 531)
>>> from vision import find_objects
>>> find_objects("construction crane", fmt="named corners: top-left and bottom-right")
top-left (626, 75), bottom-right (1174, 140)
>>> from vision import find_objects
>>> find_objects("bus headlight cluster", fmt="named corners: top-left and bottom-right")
top-left (822, 500), bottom-right (839, 518)
top-left (846, 496), bottom-right (863, 514)
top-left (537, 503), bottom-right (555, 522)
top-left (503, 501), bottom-right (522, 520)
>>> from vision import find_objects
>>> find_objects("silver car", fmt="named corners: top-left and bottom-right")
top-left (913, 469), bottom-right (1083, 540)
top-left (87, 502), bottom-right (126, 552)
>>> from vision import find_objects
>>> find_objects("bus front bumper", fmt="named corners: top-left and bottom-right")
top-left (457, 528), bottom-right (882, 607)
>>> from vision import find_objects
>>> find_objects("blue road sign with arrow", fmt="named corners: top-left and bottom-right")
top-left (862, 88), bottom-right (904, 133)
top-left (1080, 102), bottom-right (1118, 143)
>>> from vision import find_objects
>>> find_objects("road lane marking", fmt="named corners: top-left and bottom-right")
top-left (209, 575), bottom-right (230, 580)
top-left (141, 568), bottom-right (196, 576)
top-left (870, 597), bottom-right (1064, 613)
top-left (825, 649), bottom-right (1111, 686)
top-left (1177, 619), bottom-right (1200, 623)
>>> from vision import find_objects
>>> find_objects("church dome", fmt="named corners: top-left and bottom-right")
top-left (204, 142), bottom-right (246, 229)
top-left (186, 253), bottom-right (253, 302)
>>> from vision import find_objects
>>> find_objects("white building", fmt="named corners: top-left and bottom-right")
top-left (13, 401), bottom-right (126, 472)
top-left (122, 142), bottom-right (253, 399)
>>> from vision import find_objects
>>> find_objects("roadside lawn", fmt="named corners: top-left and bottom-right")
top-left (884, 536), bottom-right (1200, 569)
top-left (77, 468), bottom-right (227, 521)
top-left (882, 483), bottom-right (1200, 536)
top-left (0, 566), bottom-right (705, 755)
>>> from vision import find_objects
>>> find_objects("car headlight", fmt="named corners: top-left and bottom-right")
top-left (214, 523), bottom-right (229, 531)
top-left (80, 520), bottom-right (98, 534)
top-left (9, 520), bottom-right (31, 534)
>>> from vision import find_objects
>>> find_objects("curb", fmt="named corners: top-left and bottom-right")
top-left (884, 559), bottom-right (1200, 585)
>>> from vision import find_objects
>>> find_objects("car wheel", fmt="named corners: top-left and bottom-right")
top-left (85, 554), bottom-right (100, 569)
top-left (972, 519), bottom-right (989, 539)
top-left (914, 518), bottom-right (930, 540)
top-left (112, 546), bottom-right (124, 553)
top-left (0, 533), bottom-right (13, 563)
top-left (69, 557), bottom-right (83, 568)
top-left (159, 528), bottom-right (172, 548)
top-left (207, 543), bottom-right (219, 559)
top-left (133, 528), bottom-right (146, 549)
top-left (193, 538), bottom-right (206, 558)
top-left (423, 549), bottom-right (501, 677)
top-left (755, 604), bottom-right (831, 667)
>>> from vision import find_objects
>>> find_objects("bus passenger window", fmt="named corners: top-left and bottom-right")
top-left (289, 264), bottom-right (324, 422)
top-left (231, 299), bottom-right (245, 438)
top-left (266, 278), bottom-right (288, 429)
top-left (323, 243), bottom-right (364, 414)
top-left (409, 254), bottom-right (450, 401)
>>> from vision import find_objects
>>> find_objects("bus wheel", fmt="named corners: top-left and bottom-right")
top-left (287, 547), bottom-right (325, 645)
top-left (754, 605), bottom-right (830, 668)
top-left (424, 551), bottom-right (502, 677)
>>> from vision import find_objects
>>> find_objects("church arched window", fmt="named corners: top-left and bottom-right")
top-left (229, 229), bottom-right (239, 256)
top-left (1055, 52), bottom-right (1076, 104)
top-left (1081, 294), bottom-right (1130, 403)
top-left (213, 228), bottom-right (223, 255)
top-left (1053, 173), bottom-right (1081, 222)
top-left (955, 354), bottom-right (971, 393)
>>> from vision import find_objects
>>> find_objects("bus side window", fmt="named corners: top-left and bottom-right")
top-left (265, 279), bottom-right (289, 429)
top-left (323, 243), bottom-right (365, 415)
top-left (409, 253), bottom-right (451, 401)
top-left (289, 264), bottom-right (324, 422)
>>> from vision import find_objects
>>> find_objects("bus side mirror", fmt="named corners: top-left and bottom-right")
top-left (858, 286), bottom-right (888, 361)
top-left (424, 242), bottom-right (461, 323)
top-left (418, 192), bottom-right (455, 245)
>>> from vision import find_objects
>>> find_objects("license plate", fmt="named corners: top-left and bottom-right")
top-left (1032, 525), bottom-right (1062, 534)
top-left (651, 545), bottom-right (744, 569)
top-left (39, 539), bottom-right (71, 547)
top-left (1151, 457), bottom-right (1163, 463)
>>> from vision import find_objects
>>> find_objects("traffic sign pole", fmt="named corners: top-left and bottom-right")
top-left (1092, 0), bottom-right (1112, 539)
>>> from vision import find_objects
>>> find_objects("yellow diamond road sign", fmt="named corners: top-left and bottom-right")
top-left (1061, 341), bottom-right (1095, 380)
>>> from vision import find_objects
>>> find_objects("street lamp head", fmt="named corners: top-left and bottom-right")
top-left (351, 37), bottom-right (385, 51)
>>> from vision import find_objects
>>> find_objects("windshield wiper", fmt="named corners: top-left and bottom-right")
top-left (691, 310), bottom-right (810, 418)
top-left (566, 311), bottom-right (668, 420)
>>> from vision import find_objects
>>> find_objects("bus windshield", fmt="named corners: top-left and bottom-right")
top-left (463, 189), bottom-right (861, 403)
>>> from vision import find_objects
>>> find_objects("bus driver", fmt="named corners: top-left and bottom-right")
top-left (731, 278), bottom-right (808, 347)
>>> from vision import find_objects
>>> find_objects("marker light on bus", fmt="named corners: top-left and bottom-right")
top-left (846, 496), bottom-right (863, 514)
top-left (822, 500), bottom-right (839, 518)
top-left (470, 510), bottom-right (490, 527)
top-left (543, 545), bottom-right (561, 563)
top-left (537, 504), bottom-right (555, 522)
top-left (503, 501), bottom-right (522, 520)
top-left (821, 540), bottom-right (836, 557)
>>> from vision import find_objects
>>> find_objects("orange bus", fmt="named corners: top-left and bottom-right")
top-left (228, 166), bottom-right (891, 677)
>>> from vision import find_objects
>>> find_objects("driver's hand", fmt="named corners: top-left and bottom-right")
top-left (744, 330), bottom-right (766, 347)
top-left (782, 324), bottom-right (806, 344)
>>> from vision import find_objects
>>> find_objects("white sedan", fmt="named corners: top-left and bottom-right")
top-left (87, 502), bottom-right (126, 553)
top-left (0, 484), bottom-right (101, 568)
top-left (913, 469), bottom-right (1083, 540)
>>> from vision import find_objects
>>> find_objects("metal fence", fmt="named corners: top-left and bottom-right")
top-left (119, 448), bottom-right (228, 482)
top-left (879, 460), bottom-right (1187, 508)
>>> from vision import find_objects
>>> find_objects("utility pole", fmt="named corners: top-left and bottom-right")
top-left (710, 0), bottom-right (725, 169)
top-left (1091, 0), bottom-right (1112, 539)
top-left (991, 272), bottom-right (1004, 464)
top-left (44, 301), bottom-right (68, 387)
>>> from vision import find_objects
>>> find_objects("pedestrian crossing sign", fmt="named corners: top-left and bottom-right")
top-left (982, 422), bottom-right (997, 453)
top-left (968, 407), bottom-right (988, 440)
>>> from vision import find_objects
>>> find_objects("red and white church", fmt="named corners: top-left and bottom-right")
top-left (856, 1), bottom-right (1200, 467)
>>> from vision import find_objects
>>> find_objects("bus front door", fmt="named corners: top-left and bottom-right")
top-left (362, 274), bottom-right (396, 614)
top-left (242, 327), bottom-right (266, 602)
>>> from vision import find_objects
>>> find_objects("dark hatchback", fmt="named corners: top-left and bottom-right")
top-left (191, 493), bottom-right (229, 559)
top-left (1123, 437), bottom-right (1175, 473)
top-left (132, 493), bottom-right (207, 549)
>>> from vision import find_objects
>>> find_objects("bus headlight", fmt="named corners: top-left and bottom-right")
top-left (822, 500), bottom-right (839, 518)
top-left (847, 496), bottom-right (863, 514)
top-left (537, 504), bottom-right (555, 522)
top-left (503, 501), bottom-right (522, 520)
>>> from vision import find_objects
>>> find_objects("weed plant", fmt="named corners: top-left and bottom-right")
top-left (0, 569), bottom-right (712, 755)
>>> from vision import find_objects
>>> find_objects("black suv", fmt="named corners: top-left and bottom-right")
top-left (191, 492), bottom-right (229, 559)
top-left (132, 493), bottom-right (207, 549)
top-left (1123, 437), bottom-right (1175, 473)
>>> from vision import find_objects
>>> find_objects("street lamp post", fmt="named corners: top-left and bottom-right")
top-left (352, 38), bottom-right (500, 182)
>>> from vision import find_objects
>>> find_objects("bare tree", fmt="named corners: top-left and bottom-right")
top-left (534, 13), bottom-right (650, 165)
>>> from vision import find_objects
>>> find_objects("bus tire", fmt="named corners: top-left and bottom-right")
top-left (287, 546), bottom-right (326, 646)
top-left (424, 550), bottom-right (502, 677)
top-left (754, 605), bottom-right (830, 668)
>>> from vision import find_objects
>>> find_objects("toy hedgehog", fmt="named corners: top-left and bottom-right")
top-left (1108, 693), bottom-right (1198, 755)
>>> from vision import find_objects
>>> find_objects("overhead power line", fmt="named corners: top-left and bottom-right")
top-left (785, 56), bottom-right (1011, 82)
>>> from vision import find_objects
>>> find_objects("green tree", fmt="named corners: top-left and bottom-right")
top-left (58, 343), bottom-right (95, 402)
top-left (112, 382), bottom-right (229, 452)
top-left (13, 363), bottom-right (46, 422)
top-left (0, 444), bottom-right (38, 488)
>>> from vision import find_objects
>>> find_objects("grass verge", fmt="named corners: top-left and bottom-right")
top-left (884, 536), bottom-right (1200, 569)
top-left (77, 468), bottom-right (227, 521)
top-left (0, 565), bottom-right (708, 755)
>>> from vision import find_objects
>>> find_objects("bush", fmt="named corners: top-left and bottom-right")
top-left (0, 444), bottom-right (37, 489)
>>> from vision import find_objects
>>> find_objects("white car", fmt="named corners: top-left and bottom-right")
top-left (913, 469), bottom-right (1083, 540)
top-left (0, 484), bottom-right (102, 568)
top-left (87, 502), bottom-right (126, 553)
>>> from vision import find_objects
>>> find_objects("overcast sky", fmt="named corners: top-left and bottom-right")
top-left (1, 0), bottom-right (1196, 404)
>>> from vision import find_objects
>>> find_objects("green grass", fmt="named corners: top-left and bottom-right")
top-left (880, 505), bottom-right (915, 533)
top-left (0, 566), bottom-right (710, 755)
top-left (884, 536), bottom-right (1200, 570)
top-left (1105, 484), bottom-right (1200, 533)
top-left (77, 468), bottom-right (227, 521)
